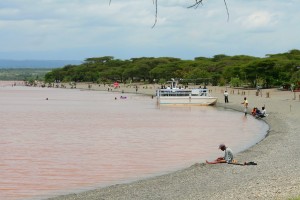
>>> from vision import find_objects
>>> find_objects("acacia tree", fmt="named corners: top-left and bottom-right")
top-left (109, 0), bottom-right (229, 28)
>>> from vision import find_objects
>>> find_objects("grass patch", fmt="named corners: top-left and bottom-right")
top-left (290, 197), bottom-right (300, 200)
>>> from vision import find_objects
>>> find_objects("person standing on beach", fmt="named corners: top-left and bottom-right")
top-left (241, 97), bottom-right (249, 116)
top-left (216, 144), bottom-right (234, 163)
top-left (224, 90), bottom-right (229, 103)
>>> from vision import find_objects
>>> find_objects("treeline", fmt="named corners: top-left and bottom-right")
top-left (0, 68), bottom-right (51, 81)
top-left (44, 49), bottom-right (300, 88)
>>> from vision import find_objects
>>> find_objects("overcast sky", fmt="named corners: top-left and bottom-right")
top-left (0, 0), bottom-right (299, 61)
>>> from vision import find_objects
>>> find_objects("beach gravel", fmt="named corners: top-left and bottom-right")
top-left (48, 85), bottom-right (300, 200)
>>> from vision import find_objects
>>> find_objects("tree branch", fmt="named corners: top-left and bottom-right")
top-left (188, 0), bottom-right (229, 21)
top-left (151, 0), bottom-right (158, 28)
top-left (187, 0), bottom-right (204, 9)
top-left (223, 0), bottom-right (230, 22)
top-left (109, 0), bottom-right (230, 27)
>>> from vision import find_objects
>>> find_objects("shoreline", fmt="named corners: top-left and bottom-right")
top-left (48, 84), bottom-right (300, 200)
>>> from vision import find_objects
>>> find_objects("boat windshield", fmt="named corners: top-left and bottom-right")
top-left (159, 90), bottom-right (191, 96)
top-left (158, 88), bottom-right (209, 97)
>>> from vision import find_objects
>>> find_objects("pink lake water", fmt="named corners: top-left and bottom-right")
top-left (0, 83), bottom-right (269, 200)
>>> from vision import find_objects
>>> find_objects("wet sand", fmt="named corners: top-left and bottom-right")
top-left (48, 84), bottom-right (300, 200)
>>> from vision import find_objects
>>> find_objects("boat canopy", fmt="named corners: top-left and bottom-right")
top-left (157, 88), bottom-right (210, 97)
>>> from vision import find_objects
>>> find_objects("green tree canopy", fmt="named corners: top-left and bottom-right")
top-left (44, 50), bottom-right (300, 89)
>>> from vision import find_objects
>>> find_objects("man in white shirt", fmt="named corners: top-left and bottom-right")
top-left (258, 106), bottom-right (267, 118)
top-left (224, 90), bottom-right (229, 103)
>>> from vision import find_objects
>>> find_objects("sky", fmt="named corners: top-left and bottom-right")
top-left (0, 0), bottom-right (299, 61)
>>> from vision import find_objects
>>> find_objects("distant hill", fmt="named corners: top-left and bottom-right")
top-left (0, 59), bottom-right (82, 68)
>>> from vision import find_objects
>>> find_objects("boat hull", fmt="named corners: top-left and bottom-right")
top-left (157, 96), bottom-right (217, 106)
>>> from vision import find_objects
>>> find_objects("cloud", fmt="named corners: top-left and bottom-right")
top-left (237, 11), bottom-right (278, 31)
top-left (0, 0), bottom-right (300, 60)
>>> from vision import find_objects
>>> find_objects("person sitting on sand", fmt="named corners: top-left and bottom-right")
top-left (216, 144), bottom-right (234, 163)
top-left (255, 107), bottom-right (262, 116)
top-left (251, 107), bottom-right (257, 116)
top-left (261, 107), bottom-right (267, 117)
top-left (256, 106), bottom-right (267, 118)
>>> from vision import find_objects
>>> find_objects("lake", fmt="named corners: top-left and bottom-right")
top-left (0, 84), bottom-right (268, 200)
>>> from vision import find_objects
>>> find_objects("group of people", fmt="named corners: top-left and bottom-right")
top-left (115, 96), bottom-right (127, 100)
top-left (251, 106), bottom-right (267, 118)
top-left (241, 97), bottom-right (268, 118)
top-left (211, 93), bottom-right (267, 165)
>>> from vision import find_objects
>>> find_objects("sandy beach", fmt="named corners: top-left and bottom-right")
top-left (48, 83), bottom-right (300, 200)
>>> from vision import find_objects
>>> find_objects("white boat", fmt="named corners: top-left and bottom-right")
top-left (156, 80), bottom-right (218, 106)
